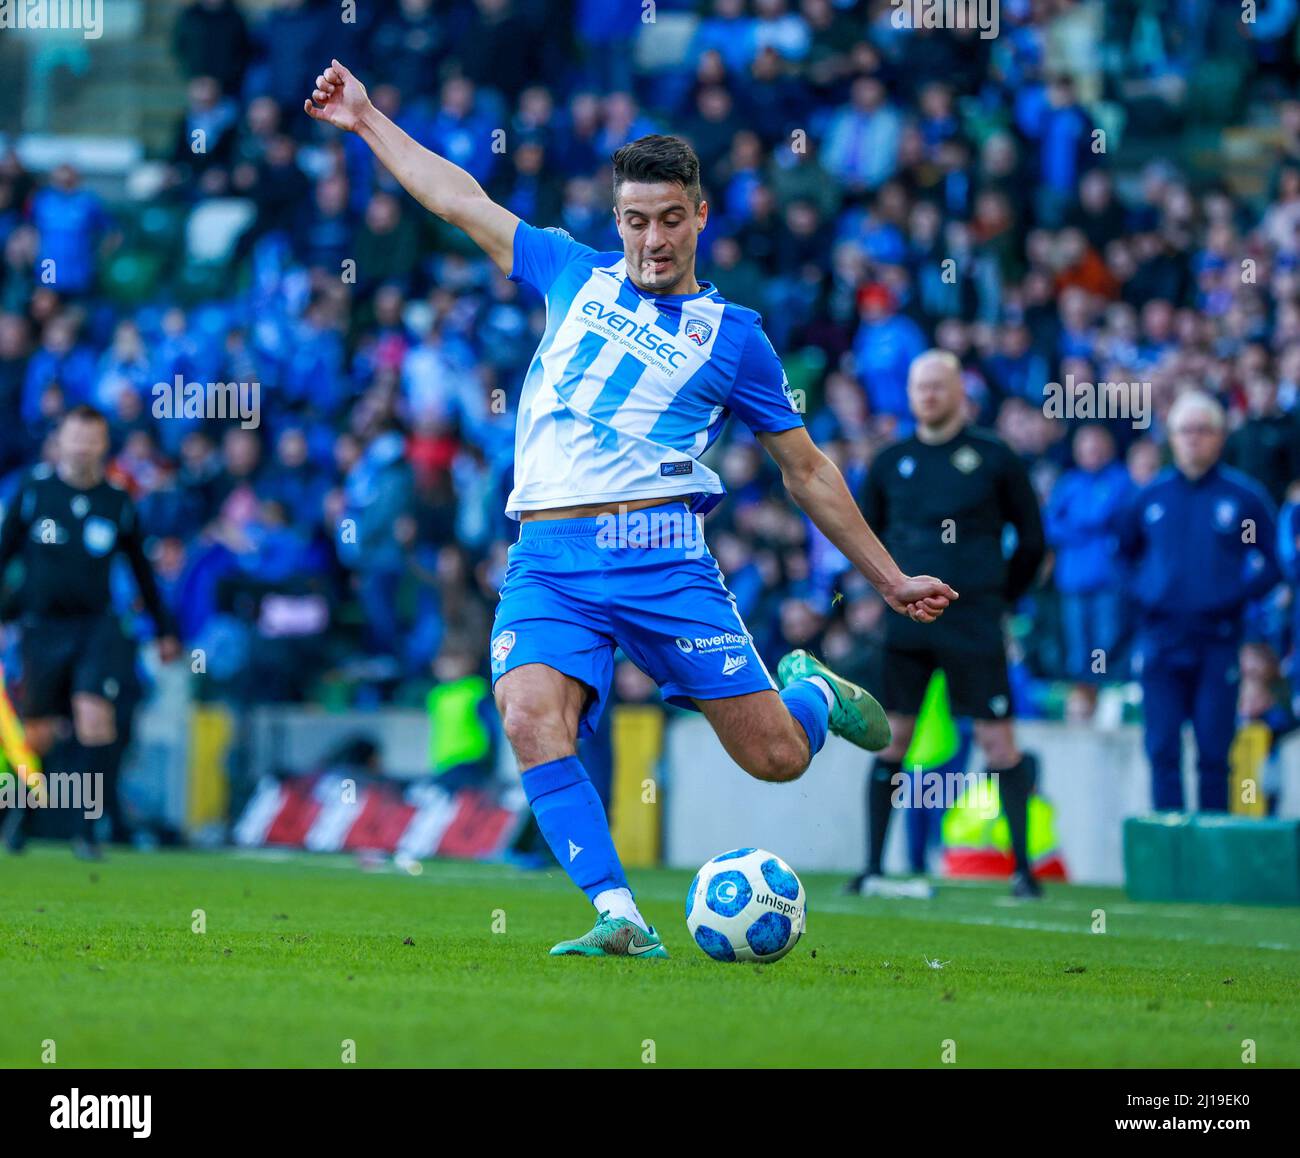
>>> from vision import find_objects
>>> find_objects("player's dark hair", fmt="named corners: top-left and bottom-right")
top-left (61, 403), bottom-right (108, 429)
top-left (612, 135), bottom-right (703, 209)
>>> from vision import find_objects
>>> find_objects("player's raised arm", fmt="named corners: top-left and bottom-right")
top-left (757, 426), bottom-right (958, 623)
top-left (304, 59), bottom-right (519, 275)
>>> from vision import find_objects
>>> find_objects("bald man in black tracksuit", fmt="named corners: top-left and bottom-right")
top-left (851, 352), bottom-right (1047, 898)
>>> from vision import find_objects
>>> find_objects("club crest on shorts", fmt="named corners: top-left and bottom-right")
top-left (989, 694), bottom-right (1009, 717)
top-left (491, 630), bottom-right (517, 668)
top-left (684, 319), bottom-right (712, 346)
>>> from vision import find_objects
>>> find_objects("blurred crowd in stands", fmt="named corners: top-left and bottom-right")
top-left (3, 0), bottom-right (1300, 726)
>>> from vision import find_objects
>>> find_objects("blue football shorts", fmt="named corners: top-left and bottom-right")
top-left (489, 509), bottom-right (777, 737)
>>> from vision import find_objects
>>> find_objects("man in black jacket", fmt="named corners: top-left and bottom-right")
top-left (1222, 375), bottom-right (1300, 506)
top-left (851, 351), bottom-right (1047, 898)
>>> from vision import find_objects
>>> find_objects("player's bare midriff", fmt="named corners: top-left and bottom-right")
top-left (520, 495), bottom-right (689, 521)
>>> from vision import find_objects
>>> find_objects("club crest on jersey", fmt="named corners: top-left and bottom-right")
top-left (1214, 499), bottom-right (1237, 530)
top-left (490, 630), bottom-right (516, 668)
top-left (70, 494), bottom-right (90, 518)
top-left (684, 319), bottom-right (713, 346)
top-left (951, 446), bottom-right (982, 474)
top-left (898, 456), bottom-right (916, 478)
top-left (82, 516), bottom-right (117, 557)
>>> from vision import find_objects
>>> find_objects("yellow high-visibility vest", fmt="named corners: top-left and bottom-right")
top-left (426, 676), bottom-right (491, 774)
top-left (903, 670), bottom-right (960, 770)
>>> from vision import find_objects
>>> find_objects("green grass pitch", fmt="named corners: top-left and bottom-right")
top-left (2, 845), bottom-right (1297, 1068)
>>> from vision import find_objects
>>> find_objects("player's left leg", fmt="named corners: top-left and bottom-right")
top-left (616, 616), bottom-right (835, 781)
top-left (69, 691), bottom-right (115, 860)
top-left (687, 653), bottom-right (890, 781)
top-left (694, 655), bottom-right (893, 782)
top-left (606, 516), bottom-right (888, 773)
top-left (971, 717), bottom-right (1040, 900)
top-left (79, 621), bottom-right (139, 847)
top-left (694, 688), bottom-right (817, 782)
top-left (66, 616), bottom-right (137, 858)
top-left (775, 650), bottom-right (893, 753)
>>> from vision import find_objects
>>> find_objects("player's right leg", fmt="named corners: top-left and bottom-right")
top-left (1, 715), bottom-right (55, 854)
top-left (490, 517), bottom-right (668, 958)
top-left (493, 663), bottom-right (668, 959)
top-left (4, 620), bottom-right (77, 854)
top-left (847, 712), bottom-right (933, 898)
top-left (845, 641), bottom-right (932, 897)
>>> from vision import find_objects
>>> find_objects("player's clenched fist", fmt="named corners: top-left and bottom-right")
top-left (882, 574), bottom-right (959, 624)
top-left (304, 59), bottom-right (371, 133)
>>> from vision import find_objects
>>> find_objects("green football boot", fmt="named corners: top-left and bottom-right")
top-left (777, 648), bottom-right (892, 752)
top-left (549, 911), bottom-right (669, 958)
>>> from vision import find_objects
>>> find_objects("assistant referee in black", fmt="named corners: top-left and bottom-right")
top-left (853, 350), bottom-right (1047, 899)
top-left (0, 405), bottom-right (180, 857)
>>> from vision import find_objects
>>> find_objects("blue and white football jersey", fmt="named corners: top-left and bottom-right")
top-left (504, 220), bottom-right (803, 518)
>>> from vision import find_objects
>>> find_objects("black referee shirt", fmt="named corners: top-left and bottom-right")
top-left (0, 464), bottom-right (177, 635)
top-left (862, 426), bottom-right (1046, 648)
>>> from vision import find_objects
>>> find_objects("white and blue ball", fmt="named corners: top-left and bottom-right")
top-left (685, 848), bottom-right (806, 963)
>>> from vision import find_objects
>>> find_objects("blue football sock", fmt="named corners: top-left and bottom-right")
top-left (522, 755), bottom-right (629, 902)
top-left (781, 679), bottom-right (830, 757)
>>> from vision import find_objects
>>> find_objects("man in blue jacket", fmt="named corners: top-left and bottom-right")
top-left (1116, 392), bottom-right (1280, 811)
top-left (1045, 423), bottom-right (1134, 683)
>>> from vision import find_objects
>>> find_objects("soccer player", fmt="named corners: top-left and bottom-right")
top-left (306, 61), bottom-right (958, 956)
top-left (0, 406), bottom-right (180, 858)
top-left (853, 351), bottom-right (1046, 899)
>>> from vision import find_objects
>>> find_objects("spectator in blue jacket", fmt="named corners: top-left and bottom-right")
top-left (1045, 423), bottom-right (1134, 683)
top-left (1116, 392), bottom-right (1280, 812)
top-left (23, 313), bottom-right (97, 426)
top-left (688, 0), bottom-right (758, 77)
top-left (30, 165), bottom-right (112, 297)
top-left (340, 418), bottom-right (415, 660)
top-left (1031, 75), bottom-right (1096, 228)
top-left (852, 283), bottom-right (926, 423)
